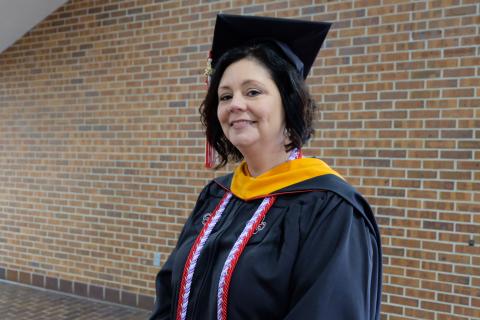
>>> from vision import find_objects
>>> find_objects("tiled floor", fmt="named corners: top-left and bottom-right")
top-left (0, 280), bottom-right (151, 320)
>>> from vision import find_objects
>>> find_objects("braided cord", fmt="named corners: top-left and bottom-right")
top-left (176, 192), bottom-right (232, 320)
top-left (216, 148), bottom-right (301, 320)
top-left (177, 148), bottom-right (301, 320)
top-left (217, 196), bottom-right (276, 320)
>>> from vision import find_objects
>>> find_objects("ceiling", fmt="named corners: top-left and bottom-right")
top-left (0, 0), bottom-right (69, 54)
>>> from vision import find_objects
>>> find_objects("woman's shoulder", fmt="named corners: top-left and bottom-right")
top-left (196, 173), bottom-right (233, 199)
top-left (277, 175), bottom-right (380, 238)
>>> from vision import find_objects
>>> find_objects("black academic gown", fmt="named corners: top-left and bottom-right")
top-left (150, 173), bottom-right (382, 320)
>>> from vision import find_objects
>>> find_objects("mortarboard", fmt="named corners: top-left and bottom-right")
top-left (209, 13), bottom-right (332, 79)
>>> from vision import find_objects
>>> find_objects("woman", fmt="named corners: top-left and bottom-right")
top-left (150, 14), bottom-right (382, 320)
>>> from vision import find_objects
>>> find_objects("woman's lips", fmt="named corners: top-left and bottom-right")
top-left (230, 120), bottom-right (256, 129)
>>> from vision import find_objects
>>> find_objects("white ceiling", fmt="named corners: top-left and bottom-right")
top-left (0, 0), bottom-right (69, 54)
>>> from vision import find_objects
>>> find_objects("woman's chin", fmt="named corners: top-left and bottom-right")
top-left (228, 133), bottom-right (258, 148)
top-left (230, 139), bottom-right (258, 153)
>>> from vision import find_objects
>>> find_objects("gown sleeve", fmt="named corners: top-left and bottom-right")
top-left (148, 247), bottom-right (176, 320)
top-left (283, 192), bottom-right (381, 320)
top-left (148, 184), bottom-right (211, 320)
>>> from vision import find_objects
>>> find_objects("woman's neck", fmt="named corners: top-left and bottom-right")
top-left (243, 147), bottom-right (290, 177)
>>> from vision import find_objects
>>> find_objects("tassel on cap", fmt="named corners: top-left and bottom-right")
top-left (205, 140), bottom-right (216, 169)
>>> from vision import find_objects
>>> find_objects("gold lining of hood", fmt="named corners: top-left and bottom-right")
top-left (231, 158), bottom-right (343, 200)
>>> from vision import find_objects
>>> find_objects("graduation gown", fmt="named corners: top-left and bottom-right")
top-left (150, 158), bottom-right (382, 319)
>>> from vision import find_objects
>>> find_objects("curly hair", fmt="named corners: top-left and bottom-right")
top-left (200, 42), bottom-right (317, 169)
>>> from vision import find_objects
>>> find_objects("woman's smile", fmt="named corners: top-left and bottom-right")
top-left (230, 119), bottom-right (257, 128)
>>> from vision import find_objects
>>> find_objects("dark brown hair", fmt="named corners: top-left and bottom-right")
top-left (200, 42), bottom-right (316, 169)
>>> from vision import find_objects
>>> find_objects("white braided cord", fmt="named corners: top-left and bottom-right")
top-left (216, 196), bottom-right (273, 320)
top-left (178, 192), bottom-right (232, 320)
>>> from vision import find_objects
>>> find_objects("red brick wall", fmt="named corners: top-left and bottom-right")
top-left (0, 0), bottom-right (478, 317)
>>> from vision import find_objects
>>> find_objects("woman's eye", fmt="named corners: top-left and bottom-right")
top-left (247, 89), bottom-right (261, 97)
top-left (219, 94), bottom-right (232, 101)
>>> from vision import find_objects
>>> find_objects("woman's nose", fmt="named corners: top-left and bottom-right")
top-left (228, 94), bottom-right (246, 112)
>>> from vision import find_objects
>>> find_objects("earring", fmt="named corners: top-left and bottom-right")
top-left (283, 128), bottom-right (292, 145)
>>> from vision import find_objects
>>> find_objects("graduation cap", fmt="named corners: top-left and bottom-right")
top-left (209, 13), bottom-right (332, 79)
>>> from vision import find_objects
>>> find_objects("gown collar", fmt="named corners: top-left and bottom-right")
top-left (217, 158), bottom-right (343, 201)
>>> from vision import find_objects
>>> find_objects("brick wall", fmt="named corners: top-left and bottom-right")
top-left (0, 0), bottom-right (478, 318)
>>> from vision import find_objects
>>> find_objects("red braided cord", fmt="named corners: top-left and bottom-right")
top-left (176, 225), bottom-right (206, 320)
top-left (176, 192), bottom-right (230, 320)
top-left (220, 196), bottom-right (276, 320)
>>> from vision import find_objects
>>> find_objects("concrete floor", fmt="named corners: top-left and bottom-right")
top-left (0, 280), bottom-right (151, 320)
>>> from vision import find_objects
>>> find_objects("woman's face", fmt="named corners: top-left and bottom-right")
top-left (217, 58), bottom-right (286, 155)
